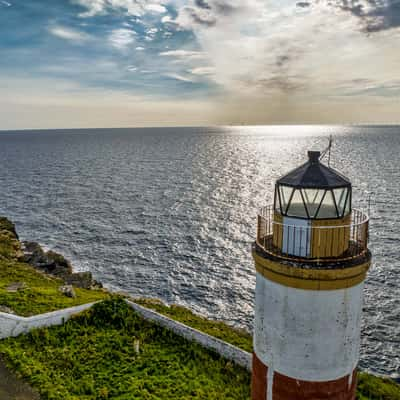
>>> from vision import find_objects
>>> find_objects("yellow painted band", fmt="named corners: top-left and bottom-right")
top-left (253, 251), bottom-right (370, 290)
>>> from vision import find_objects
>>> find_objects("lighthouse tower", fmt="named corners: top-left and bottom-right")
top-left (252, 151), bottom-right (371, 400)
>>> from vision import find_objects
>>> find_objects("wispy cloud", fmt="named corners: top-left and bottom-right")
top-left (189, 66), bottom-right (215, 75)
top-left (145, 3), bottom-right (167, 14)
top-left (164, 73), bottom-right (196, 82)
top-left (109, 28), bottom-right (136, 49)
top-left (48, 25), bottom-right (91, 42)
top-left (160, 50), bottom-right (207, 60)
top-left (173, 0), bottom-right (259, 29)
top-left (73, 0), bottom-right (168, 18)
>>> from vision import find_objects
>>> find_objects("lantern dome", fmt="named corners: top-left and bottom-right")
top-left (274, 151), bottom-right (351, 219)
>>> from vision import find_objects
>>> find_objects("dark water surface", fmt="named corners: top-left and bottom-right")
top-left (0, 126), bottom-right (398, 378)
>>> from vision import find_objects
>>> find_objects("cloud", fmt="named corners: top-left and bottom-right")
top-left (189, 66), bottom-right (215, 75)
top-left (176, 5), bottom-right (217, 27)
top-left (164, 73), bottom-right (196, 82)
top-left (48, 26), bottom-right (90, 42)
top-left (173, 0), bottom-right (257, 28)
top-left (161, 15), bottom-right (173, 23)
top-left (0, 0), bottom-right (11, 7)
top-left (72, 0), bottom-right (168, 18)
top-left (296, 2), bottom-right (310, 8)
top-left (73, 0), bottom-right (105, 17)
top-left (160, 50), bottom-right (207, 60)
top-left (308, 0), bottom-right (400, 33)
top-left (109, 28), bottom-right (135, 49)
top-left (145, 3), bottom-right (167, 13)
top-left (146, 27), bottom-right (159, 41)
top-left (164, 0), bottom-right (400, 101)
top-left (2, 0), bottom-right (400, 127)
top-left (339, 79), bottom-right (400, 97)
top-left (195, 0), bottom-right (211, 10)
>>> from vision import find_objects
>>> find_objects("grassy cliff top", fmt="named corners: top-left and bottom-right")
top-left (0, 298), bottom-right (251, 400)
top-left (0, 217), bottom-right (109, 316)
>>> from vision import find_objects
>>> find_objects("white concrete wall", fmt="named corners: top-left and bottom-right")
top-left (126, 301), bottom-right (252, 371)
top-left (0, 300), bottom-right (252, 371)
top-left (0, 303), bottom-right (96, 339)
top-left (254, 272), bottom-right (364, 382)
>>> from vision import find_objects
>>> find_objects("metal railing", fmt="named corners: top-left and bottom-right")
top-left (257, 205), bottom-right (369, 263)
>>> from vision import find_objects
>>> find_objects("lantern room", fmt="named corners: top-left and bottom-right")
top-left (256, 150), bottom-right (369, 261)
top-left (274, 151), bottom-right (351, 219)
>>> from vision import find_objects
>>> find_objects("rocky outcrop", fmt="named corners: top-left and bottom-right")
top-left (64, 272), bottom-right (96, 289)
top-left (0, 217), bottom-right (19, 240)
top-left (22, 241), bottom-right (102, 289)
top-left (22, 242), bottom-right (73, 277)
top-left (0, 218), bottom-right (23, 261)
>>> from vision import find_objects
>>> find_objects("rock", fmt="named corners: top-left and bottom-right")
top-left (65, 272), bottom-right (94, 289)
top-left (59, 285), bottom-right (76, 298)
top-left (92, 279), bottom-right (103, 289)
top-left (0, 217), bottom-right (23, 261)
top-left (22, 240), bottom-right (101, 290)
top-left (22, 242), bottom-right (73, 277)
top-left (46, 250), bottom-right (73, 274)
top-left (0, 305), bottom-right (15, 314)
top-left (6, 282), bottom-right (27, 293)
top-left (0, 217), bottom-right (18, 239)
top-left (22, 241), bottom-right (49, 267)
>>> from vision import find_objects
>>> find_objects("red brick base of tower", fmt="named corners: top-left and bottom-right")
top-left (251, 353), bottom-right (357, 400)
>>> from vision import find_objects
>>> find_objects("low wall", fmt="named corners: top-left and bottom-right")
top-left (0, 300), bottom-right (252, 371)
top-left (126, 300), bottom-right (252, 371)
top-left (0, 303), bottom-right (96, 339)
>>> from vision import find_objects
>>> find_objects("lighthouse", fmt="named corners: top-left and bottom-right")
top-left (252, 151), bottom-right (371, 400)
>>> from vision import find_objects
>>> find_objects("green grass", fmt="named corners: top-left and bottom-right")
top-left (0, 298), bottom-right (251, 400)
top-left (357, 373), bottom-right (400, 400)
top-left (0, 260), bottom-right (110, 316)
top-left (0, 216), bottom-right (109, 316)
top-left (134, 298), bottom-right (253, 353)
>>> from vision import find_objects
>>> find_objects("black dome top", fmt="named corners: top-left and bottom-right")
top-left (277, 151), bottom-right (351, 189)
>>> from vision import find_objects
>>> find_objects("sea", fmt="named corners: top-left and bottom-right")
top-left (0, 125), bottom-right (398, 378)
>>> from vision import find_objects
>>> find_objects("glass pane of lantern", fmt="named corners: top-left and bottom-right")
top-left (279, 185), bottom-right (293, 214)
top-left (302, 189), bottom-right (325, 218)
top-left (344, 192), bottom-right (351, 216)
top-left (333, 188), bottom-right (347, 217)
top-left (316, 190), bottom-right (338, 218)
top-left (274, 188), bottom-right (280, 212)
top-left (287, 189), bottom-right (308, 218)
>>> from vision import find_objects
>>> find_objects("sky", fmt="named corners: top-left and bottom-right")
top-left (0, 0), bottom-right (400, 129)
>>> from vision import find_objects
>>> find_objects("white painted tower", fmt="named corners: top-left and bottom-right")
top-left (252, 151), bottom-right (371, 400)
